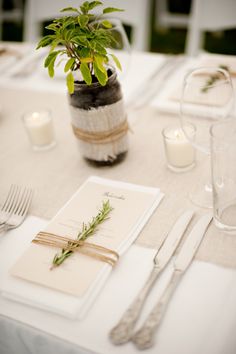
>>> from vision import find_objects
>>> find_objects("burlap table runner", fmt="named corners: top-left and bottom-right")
top-left (0, 87), bottom-right (235, 268)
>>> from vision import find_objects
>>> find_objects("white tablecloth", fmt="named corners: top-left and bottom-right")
top-left (1, 44), bottom-right (236, 354)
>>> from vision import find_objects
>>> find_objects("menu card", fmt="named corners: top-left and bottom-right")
top-left (10, 176), bottom-right (163, 298)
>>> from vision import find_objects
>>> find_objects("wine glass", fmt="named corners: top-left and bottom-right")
top-left (106, 18), bottom-right (131, 82)
top-left (180, 66), bottom-right (234, 208)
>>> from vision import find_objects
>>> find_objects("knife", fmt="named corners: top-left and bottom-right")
top-left (109, 210), bottom-right (194, 345)
top-left (132, 213), bottom-right (212, 350)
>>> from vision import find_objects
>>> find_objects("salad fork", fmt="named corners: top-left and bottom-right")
top-left (0, 187), bottom-right (33, 233)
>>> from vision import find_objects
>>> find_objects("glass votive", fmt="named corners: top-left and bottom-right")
top-left (162, 124), bottom-right (196, 172)
top-left (22, 109), bottom-right (56, 151)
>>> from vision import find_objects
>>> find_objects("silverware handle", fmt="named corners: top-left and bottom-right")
top-left (109, 266), bottom-right (161, 345)
top-left (132, 269), bottom-right (182, 350)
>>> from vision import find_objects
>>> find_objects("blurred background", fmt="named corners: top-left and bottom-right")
top-left (0, 0), bottom-right (236, 55)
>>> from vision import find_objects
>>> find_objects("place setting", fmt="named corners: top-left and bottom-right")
top-left (0, 175), bottom-right (218, 353)
top-left (0, 176), bottom-right (164, 319)
top-left (150, 53), bottom-right (236, 115)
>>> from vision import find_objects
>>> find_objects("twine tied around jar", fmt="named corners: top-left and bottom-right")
top-left (71, 119), bottom-right (129, 145)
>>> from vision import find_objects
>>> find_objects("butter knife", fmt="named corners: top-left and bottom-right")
top-left (132, 213), bottom-right (212, 350)
top-left (109, 210), bottom-right (194, 345)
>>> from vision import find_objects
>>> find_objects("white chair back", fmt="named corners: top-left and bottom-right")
top-left (23, 0), bottom-right (152, 51)
top-left (185, 0), bottom-right (236, 56)
top-left (0, 0), bottom-right (24, 39)
top-left (155, 0), bottom-right (189, 29)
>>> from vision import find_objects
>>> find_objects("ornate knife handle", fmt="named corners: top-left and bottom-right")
top-left (109, 266), bottom-right (161, 345)
top-left (132, 270), bottom-right (182, 350)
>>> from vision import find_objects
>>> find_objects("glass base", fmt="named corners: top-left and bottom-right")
top-left (213, 217), bottom-right (236, 234)
top-left (189, 181), bottom-right (213, 209)
top-left (214, 203), bottom-right (236, 234)
top-left (167, 162), bottom-right (195, 173)
top-left (32, 141), bottom-right (56, 152)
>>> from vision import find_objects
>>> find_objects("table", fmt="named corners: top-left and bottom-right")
top-left (0, 43), bottom-right (236, 354)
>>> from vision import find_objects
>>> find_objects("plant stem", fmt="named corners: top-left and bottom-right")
top-left (51, 200), bottom-right (113, 269)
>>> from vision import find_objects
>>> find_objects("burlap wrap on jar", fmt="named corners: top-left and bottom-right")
top-left (68, 69), bottom-right (129, 165)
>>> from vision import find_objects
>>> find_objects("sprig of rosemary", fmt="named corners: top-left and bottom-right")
top-left (201, 65), bottom-right (229, 93)
top-left (51, 200), bottom-right (113, 269)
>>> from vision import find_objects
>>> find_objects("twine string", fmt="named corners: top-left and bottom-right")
top-left (32, 231), bottom-right (119, 267)
top-left (72, 118), bottom-right (129, 144)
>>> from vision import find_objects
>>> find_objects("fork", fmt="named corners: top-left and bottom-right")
top-left (0, 187), bottom-right (33, 233)
top-left (0, 185), bottom-right (22, 225)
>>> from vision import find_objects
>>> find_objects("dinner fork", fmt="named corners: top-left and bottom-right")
top-left (0, 185), bottom-right (22, 225)
top-left (0, 187), bottom-right (33, 233)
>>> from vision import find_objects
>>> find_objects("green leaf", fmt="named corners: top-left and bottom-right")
top-left (48, 62), bottom-right (55, 78)
top-left (92, 40), bottom-right (107, 55)
top-left (110, 53), bottom-right (122, 70)
top-left (80, 1), bottom-right (90, 14)
top-left (93, 62), bottom-right (107, 86)
top-left (61, 17), bottom-right (76, 30)
top-left (80, 62), bottom-right (92, 85)
top-left (64, 58), bottom-right (75, 73)
top-left (66, 71), bottom-right (75, 94)
top-left (78, 14), bottom-right (89, 28)
top-left (60, 7), bottom-right (79, 13)
top-left (64, 29), bottom-right (75, 41)
top-left (45, 23), bottom-right (59, 32)
top-left (103, 7), bottom-right (124, 14)
top-left (80, 47), bottom-right (91, 58)
top-left (80, 57), bottom-right (93, 63)
top-left (71, 35), bottom-right (88, 46)
top-left (94, 54), bottom-right (106, 73)
top-left (44, 51), bottom-right (60, 68)
top-left (88, 1), bottom-right (102, 10)
top-left (49, 40), bottom-right (61, 53)
top-left (36, 35), bottom-right (54, 49)
top-left (102, 20), bottom-right (112, 29)
top-left (47, 51), bottom-right (59, 78)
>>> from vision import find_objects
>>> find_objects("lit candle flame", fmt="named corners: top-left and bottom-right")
top-left (32, 112), bottom-right (40, 120)
top-left (174, 129), bottom-right (181, 139)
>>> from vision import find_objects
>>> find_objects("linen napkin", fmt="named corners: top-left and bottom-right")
top-left (0, 176), bottom-right (163, 319)
top-left (0, 46), bottom-right (22, 75)
top-left (151, 54), bottom-right (236, 115)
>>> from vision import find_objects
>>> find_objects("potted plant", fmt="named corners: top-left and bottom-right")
top-left (37, 0), bottom-right (129, 165)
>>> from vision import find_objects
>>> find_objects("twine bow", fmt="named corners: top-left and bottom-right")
top-left (32, 231), bottom-right (119, 267)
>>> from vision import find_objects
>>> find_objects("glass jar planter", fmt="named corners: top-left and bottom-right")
top-left (68, 69), bottom-right (129, 166)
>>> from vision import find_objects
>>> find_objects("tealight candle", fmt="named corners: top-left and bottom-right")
top-left (162, 125), bottom-right (196, 172)
top-left (22, 109), bottom-right (56, 151)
